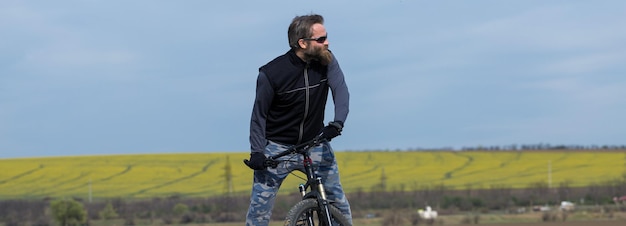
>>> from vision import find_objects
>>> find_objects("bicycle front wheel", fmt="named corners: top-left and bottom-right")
top-left (284, 199), bottom-right (351, 226)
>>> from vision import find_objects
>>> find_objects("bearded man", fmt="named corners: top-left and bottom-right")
top-left (244, 14), bottom-right (352, 226)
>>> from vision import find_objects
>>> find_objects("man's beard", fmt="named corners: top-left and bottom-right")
top-left (303, 45), bottom-right (332, 66)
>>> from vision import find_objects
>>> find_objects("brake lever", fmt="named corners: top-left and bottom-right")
top-left (265, 159), bottom-right (279, 168)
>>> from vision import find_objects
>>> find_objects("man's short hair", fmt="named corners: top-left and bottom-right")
top-left (288, 14), bottom-right (324, 50)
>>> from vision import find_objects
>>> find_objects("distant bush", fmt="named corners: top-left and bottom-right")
top-left (98, 201), bottom-right (119, 220)
top-left (49, 199), bottom-right (86, 226)
top-left (173, 203), bottom-right (189, 215)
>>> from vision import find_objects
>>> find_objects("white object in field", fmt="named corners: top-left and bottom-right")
top-left (418, 206), bottom-right (438, 219)
top-left (560, 201), bottom-right (575, 211)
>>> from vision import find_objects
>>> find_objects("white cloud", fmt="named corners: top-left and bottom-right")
top-left (467, 3), bottom-right (626, 51)
top-left (24, 47), bottom-right (137, 68)
top-left (2, 2), bottom-right (140, 79)
top-left (531, 77), bottom-right (626, 107)
top-left (541, 51), bottom-right (626, 75)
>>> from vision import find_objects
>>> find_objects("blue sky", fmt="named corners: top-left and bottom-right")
top-left (2, 0), bottom-right (625, 158)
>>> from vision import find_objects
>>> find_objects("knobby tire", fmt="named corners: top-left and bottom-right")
top-left (283, 199), bottom-right (351, 226)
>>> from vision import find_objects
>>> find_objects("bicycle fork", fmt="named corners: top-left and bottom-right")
top-left (299, 184), bottom-right (315, 226)
top-left (316, 177), bottom-right (334, 226)
top-left (299, 178), bottom-right (333, 226)
top-left (301, 155), bottom-right (334, 226)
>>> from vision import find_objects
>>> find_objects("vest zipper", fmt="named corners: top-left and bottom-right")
top-left (298, 64), bottom-right (310, 144)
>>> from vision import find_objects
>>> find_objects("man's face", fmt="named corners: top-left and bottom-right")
top-left (303, 23), bottom-right (332, 65)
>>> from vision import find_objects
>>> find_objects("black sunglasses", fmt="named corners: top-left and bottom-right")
top-left (302, 35), bottom-right (328, 43)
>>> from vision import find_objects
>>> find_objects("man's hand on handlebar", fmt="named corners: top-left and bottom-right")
top-left (320, 121), bottom-right (343, 141)
top-left (243, 152), bottom-right (266, 170)
top-left (243, 152), bottom-right (278, 170)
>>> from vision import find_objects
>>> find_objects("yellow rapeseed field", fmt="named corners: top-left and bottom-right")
top-left (1, 151), bottom-right (624, 200)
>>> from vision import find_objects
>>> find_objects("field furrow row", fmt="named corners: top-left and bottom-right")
top-left (1, 151), bottom-right (624, 199)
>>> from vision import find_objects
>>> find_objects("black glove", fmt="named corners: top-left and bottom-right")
top-left (320, 121), bottom-right (343, 141)
top-left (244, 152), bottom-right (267, 170)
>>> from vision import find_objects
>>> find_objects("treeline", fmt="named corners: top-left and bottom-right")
top-left (2, 178), bottom-right (625, 225)
top-left (460, 144), bottom-right (626, 151)
top-left (404, 143), bottom-right (626, 151)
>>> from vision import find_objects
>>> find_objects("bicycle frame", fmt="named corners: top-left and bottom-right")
top-left (268, 137), bottom-right (335, 225)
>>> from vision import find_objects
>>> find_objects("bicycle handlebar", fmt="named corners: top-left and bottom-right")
top-left (243, 135), bottom-right (328, 170)
top-left (269, 136), bottom-right (327, 161)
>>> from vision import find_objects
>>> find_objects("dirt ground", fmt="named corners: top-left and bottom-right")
top-left (484, 221), bottom-right (626, 226)
top-left (78, 212), bottom-right (625, 226)
top-left (346, 210), bottom-right (626, 226)
top-left (440, 213), bottom-right (625, 226)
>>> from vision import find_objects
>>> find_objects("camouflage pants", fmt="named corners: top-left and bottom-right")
top-left (245, 140), bottom-right (352, 226)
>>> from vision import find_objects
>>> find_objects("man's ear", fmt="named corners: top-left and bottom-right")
top-left (298, 39), bottom-right (307, 49)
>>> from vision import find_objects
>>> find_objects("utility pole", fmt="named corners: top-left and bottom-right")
top-left (88, 179), bottom-right (92, 203)
top-left (224, 156), bottom-right (233, 195)
top-left (548, 160), bottom-right (552, 189)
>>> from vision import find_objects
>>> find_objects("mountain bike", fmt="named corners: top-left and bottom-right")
top-left (250, 135), bottom-right (351, 226)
